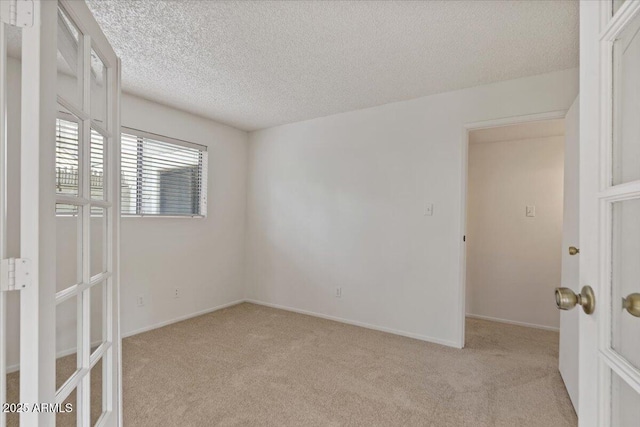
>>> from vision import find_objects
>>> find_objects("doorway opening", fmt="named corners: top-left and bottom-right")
top-left (464, 118), bottom-right (566, 332)
top-left (459, 105), bottom-right (580, 415)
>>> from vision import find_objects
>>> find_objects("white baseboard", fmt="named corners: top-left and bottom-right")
top-left (466, 313), bottom-right (559, 332)
top-left (121, 299), bottom-right (245, 338)
top-left (246, 299), bottom-right (460, 348)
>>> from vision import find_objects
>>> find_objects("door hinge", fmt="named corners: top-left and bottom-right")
top-left (0, 258), bottom-right (31, 291)
top-left (0, 0), bottom-right (34, 28)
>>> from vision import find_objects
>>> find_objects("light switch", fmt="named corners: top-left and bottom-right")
top-left (424, 203), bottom-right (434, 216)
top-left (526, 205), bottom-right (536, 217)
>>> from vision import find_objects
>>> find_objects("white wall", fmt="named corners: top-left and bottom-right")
top-left (6, 58), bottom-right (249, 367)
top-left (465, 131), bottom-right (564, 330)
top-left (117, 95), bottom-right (248, 337)
top-left (245, 68), bottom-right (578, 347)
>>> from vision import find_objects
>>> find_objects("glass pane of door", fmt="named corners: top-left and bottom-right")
top-left (90, 280), bottom-right (105, 355)
top-left (90, 47), bottom-right (107, 128)
top-left (56, 113), bottom-right (81, 199)
top-left (610, 369), bottom-right (640, 426)
top-left (613, 0), bottom-right (627, 16)
top-left (56, 204), bottom-right (82, 291)
top-left (610, 198), bottom-right (640, 370)
top-left (57, 6), bottom-right (83, 109)
top-left (90, 357), bottom-right (105, 425)
top-left (90, 129), bottom-right (105, 201)
top-left (90, 206), bottom-right (106, 278)
top-left (55, 296), bottom-right (78, 391)
top-left (612, 14), bottom-right (640, 185)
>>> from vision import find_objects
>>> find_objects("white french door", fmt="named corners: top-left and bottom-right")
top-left (580, 1), bottom-right (640, 425)
top-left (0, 1), bottom-right (121, 426)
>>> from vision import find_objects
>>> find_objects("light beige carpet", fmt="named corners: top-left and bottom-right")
top-left (7, 302), bottom-right (577, 426)
top-left (123, 303), bottom-right (575, 426)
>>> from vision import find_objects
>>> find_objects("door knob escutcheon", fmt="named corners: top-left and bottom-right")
top-left (555, 286), bottom-right (595, 314)
top-left (569, 246), bottom-right (580, 256)
top-left (622, 293), bottom-right (640, 317)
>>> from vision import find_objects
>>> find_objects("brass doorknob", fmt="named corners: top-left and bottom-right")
top-left (555, 286), bottom-right (595, 314)
top-left (622, 293), bottom-right (640, 317)
top-left (569, 246), bottom-right (580, 256)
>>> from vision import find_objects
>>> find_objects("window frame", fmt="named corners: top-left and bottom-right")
top-left (120, 126), bottom-right (208, 219)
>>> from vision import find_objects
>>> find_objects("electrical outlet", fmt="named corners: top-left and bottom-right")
top-left (174, 288), bottom-right (180, 298)
top-left (335, 287), bottom-right (342, 298)
top-left (424, 202), bottom-right (434, 216)
top-left (526, 205), bottom-right (536, 217)
top-left (136, 296), bottom-right (144, 307)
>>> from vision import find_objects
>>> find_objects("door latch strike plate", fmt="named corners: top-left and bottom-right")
top-left (0, 258), bottom-right (31, 291)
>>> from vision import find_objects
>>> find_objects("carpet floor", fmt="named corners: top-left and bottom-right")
top-left (7, 302), bottom-right (577, 426)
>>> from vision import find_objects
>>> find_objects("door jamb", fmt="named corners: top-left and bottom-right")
top-left (457, 109), bottom-right (569, 348)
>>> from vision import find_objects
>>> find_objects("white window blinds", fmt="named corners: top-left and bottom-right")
top-left (121, 129), bottom-right (208, 217)
top-left (56, 118), bottom-right (80, 197)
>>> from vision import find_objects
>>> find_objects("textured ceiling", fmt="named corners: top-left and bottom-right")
top-left (469, 119), bottom-right (565, 144)
top-left (86, 0), bottom-right (579, 131)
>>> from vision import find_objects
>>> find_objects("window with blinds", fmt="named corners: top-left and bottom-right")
top-left (121, 129), bottom-right (208, 217)
top-left (55, 119), bottom-right (208, 217)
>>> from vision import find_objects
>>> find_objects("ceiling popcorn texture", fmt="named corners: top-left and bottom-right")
top-left (86, 0), bottom-right (579, 131)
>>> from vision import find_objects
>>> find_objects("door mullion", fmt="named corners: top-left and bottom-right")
top-left (73, 28), bottom-right (86, 386)
top-left (79, 32), bottom-right (92, 427)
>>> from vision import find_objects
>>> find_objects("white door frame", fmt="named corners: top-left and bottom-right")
top-left (457, 109), bottom-right (569, 348)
